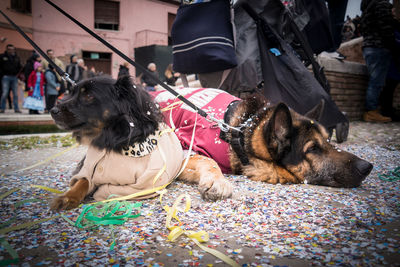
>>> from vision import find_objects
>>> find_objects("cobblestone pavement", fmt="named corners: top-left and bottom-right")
top-left (0, 121), bottom-right (399, 266)
top-left (344, 121), bottom-right (400, 150)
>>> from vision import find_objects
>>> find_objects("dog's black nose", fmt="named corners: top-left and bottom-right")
top-left (354, 159), bottom-right (373, 177)
top-left (50, 106), bottom-right (60, 115)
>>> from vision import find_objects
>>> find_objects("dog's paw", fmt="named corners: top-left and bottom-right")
top-left (50, 195), bottom-right (81, 211)
top-left (199, 178), bottom-right (233, 201)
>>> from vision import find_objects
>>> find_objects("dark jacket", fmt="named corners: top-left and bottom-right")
top-left (360, 0), bottom-right (396, 50)
top-left (141, 71), bottom-right (159, 87)
top-left (0, 51), bottom-right (22, 76)
top-left (66, 63), bottom-right (83, 83)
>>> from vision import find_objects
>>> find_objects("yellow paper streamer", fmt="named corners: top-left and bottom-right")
top-left (17, 143), bottom-right (79, 172)
top-left (163, 194), bottom-right (240, 267)
top-left (97, 106), bottom-right (198, 205)
top-left (30, 185), bottom-right (64, 194)
top-left (0, 188), bottom-right (20, 201)
top-left (161, 100), bottom-right (183, 112)
top-left (0, 215), bottom-right (61, 235)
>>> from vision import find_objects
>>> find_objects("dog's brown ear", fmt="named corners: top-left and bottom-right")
top-left (304, 99), bottom-right (325, 122)
top-left (264, 103), bottom-right (292, 161)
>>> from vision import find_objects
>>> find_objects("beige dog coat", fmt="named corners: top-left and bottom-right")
top-left (70, 125), bottom-right (183, 201)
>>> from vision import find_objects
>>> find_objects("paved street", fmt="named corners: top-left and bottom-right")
top-left (0, 121), bottom-right (399, 266)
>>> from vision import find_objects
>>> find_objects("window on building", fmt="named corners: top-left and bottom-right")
top-left (11, 0), bottom-right (31, 14)
top-left (94, 0), bottom-right (120, 31)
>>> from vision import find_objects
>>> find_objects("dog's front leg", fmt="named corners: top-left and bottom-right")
top-left (50, 179), bottom-right (89, 211)
top-left (178, 154), bottom-right (233, 201)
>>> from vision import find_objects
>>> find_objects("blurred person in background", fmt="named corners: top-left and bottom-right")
top-left (360, 0), bottom-right (398, 122)
top-left (118, 62), bottom-right (130, 78)
top-left (141, 62), bottom-right (159, 91)
top-left (44, 64), bottom-right (60, 113)
top-left (24, 62), bottom-right (45, 114)
top-left (164, 64), bottom-right (180, 86)
top-left (42, 49), bottom-right (66, 97)
top-left (0, 44), bottom-right (22, 113)
top-left (66, 55), bottom-right (84, 91)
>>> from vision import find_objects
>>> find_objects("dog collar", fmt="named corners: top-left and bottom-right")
top-left (122, 132), bottom-right (159, 157)
top-left (219, 100), bottom-right (250, 166)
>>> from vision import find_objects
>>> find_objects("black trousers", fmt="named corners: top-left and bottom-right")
top-left (326, 0), bottom-right (349, 51)
top-left (380, 78), bottom-right (400, 117)
top-left (46, 95), bottom-right (58, 111)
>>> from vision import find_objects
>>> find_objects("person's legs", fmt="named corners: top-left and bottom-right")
top-left (47, 95), bottom-right (57, 111)
top-left (363, 47), bottom-right (392, 122)
top-left (326, 0), bottom-right (349, 51)
top-left (10, 76), bottom-right (20, 112)
top-left (0, 76), bottom-right (11, 111)
top-left (363, 47), bottom-right (392, 111)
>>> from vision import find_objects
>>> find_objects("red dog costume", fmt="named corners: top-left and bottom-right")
top-left (151, 88), bottom-right (239, 174)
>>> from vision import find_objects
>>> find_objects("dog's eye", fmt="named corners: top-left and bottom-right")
top-left (81, 92), bottom-right (94, 102)
top-left (305, 144), bottom-right (320, 154)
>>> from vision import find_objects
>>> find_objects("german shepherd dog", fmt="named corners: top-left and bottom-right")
top-left (153, 87), bottom-right (373, 188)
top-left (50, 77), bottom-right (233, 210)
top-left (223, 96), bottom-right (373, 187)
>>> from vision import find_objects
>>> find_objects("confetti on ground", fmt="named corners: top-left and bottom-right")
top-left (0, 122), bottom-right (399, 266)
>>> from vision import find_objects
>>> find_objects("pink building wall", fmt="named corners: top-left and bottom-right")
top-left (32, 0), bottom-right (178, 78)
top-left (0, 0), bottom-right (33, 52)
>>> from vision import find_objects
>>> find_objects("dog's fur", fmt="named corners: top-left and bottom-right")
top-left (224, 95), bottom-right (373, 187)
top-left (50, 76), bottom-right (232, 210)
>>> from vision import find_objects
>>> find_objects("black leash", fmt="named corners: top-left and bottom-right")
top-left (44, 0), bottom-right (211, 118)
top-left (286, 11), bottom-right (331, 93)
top-left (44, 0), bottom-right (241, 133)
top-left (0, 9), bottom-right (75, 86)
top-left (0, 0), bottom-right (241, 133)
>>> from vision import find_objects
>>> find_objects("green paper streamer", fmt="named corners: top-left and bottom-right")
top-left (61, 200), bottom-right (142, 250)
